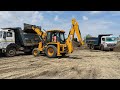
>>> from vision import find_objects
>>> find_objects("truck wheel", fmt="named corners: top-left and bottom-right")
top-left (91, 45), bottom-right (95, 50)
top-left (5, 47), bottom-right (16, 57)
top-left (45, 45), bottom-right (57, 58)
top-left (32, 48), bottom-right (40, 57)
top-left (101, 45), bottom-right (104, 51)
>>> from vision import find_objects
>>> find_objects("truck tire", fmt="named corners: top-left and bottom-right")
top-left (5, 47), bottom-right (16, 57)
top-left (91, 45), bottom-right (95, 50)
top-left (32, 48), bottom-right (40, 57)
top-left (45, 45), bottom-right (57, 58)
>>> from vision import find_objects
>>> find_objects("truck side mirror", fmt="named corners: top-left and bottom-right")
top-left (3, 32), bottom-right (6, 39)
top-left (102, 38), bottom-right (105, 41)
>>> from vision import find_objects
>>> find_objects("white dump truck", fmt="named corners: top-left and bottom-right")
top-left (86, 34), bottom-right (117, 51)
top-left (0, 26), bottom-right (40, 57)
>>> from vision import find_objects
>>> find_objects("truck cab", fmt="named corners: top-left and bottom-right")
top-left (101, 36), bottom-right (117, 50)
top-left (0, 29), bottom-right (15, 53)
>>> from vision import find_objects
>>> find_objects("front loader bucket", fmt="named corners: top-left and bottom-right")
top-left (24, 23), bottom-right (33, 30)
top-left (23, 23), bottom-right (41, 33)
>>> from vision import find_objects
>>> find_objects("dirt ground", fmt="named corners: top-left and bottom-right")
top-left (0, 49), bottom-right (120, 79)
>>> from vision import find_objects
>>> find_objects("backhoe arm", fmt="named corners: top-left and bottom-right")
top-left (66, 27), bottom-right (74, 53)
top-left (32, 26), bottom-right (46, 39)
top-left (72, 18), bottom-right (84, 45)
top-left (31, 25), bottom-right (47, 52)
top-left (66, 18), bottom-right (83, 53)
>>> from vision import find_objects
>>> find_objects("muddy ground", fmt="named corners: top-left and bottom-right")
top-left (0, 49), bottom-right (120, 79)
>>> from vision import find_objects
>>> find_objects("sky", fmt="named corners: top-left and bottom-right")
top-left (0, 11), bottom-right (120, 38)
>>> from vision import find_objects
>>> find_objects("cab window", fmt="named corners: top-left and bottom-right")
top-left (102, 38), bottom-right (105, 41)
top-left (46, 32), bottom-right (51, 42)
top-left (7, 32), bottom-right (12, 37)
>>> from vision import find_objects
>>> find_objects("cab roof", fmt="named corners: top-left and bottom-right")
top-left (47, 30), bottom-right (65, 33)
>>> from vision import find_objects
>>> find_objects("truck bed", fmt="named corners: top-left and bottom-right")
top-left (22, 33), bottom-right (40, 46)
top-left (86, 37), bottom-right (98, 45)
top-left (4, 27), bottom-right (41, 47)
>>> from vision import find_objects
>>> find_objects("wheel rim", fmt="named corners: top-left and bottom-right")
top-left (9, 50), bottom-right (15, 55)
top-left (33, 50), bottom-right (38, 56)
top-left (48, 47), bottom-right (54, 56)
top-left (91, 46), bottom-right (94, 49)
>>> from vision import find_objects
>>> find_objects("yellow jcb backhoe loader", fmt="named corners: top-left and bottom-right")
top-left (24, 18), bottom-right (84, 58)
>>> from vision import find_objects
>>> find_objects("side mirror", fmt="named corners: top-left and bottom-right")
top-left (3, 32), bottom-right (6, 39)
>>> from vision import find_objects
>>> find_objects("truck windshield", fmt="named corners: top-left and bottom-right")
top-left (106, 37), bottom-right (117, 42)
top-left (0, 31), bottom-right (2, 38)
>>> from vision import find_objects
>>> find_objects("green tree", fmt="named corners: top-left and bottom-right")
top-left (86, 34), bottom-right (92, 38)
top-left (84, 34), bottom-right (92, 42)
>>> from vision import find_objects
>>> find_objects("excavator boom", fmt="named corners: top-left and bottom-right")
top-left (72, 18), bottom-right (84, 45)
top-left (66, 18), bottom-right (83, 53)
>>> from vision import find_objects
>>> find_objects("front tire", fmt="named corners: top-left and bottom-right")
top-left (32, 48), bottom-right (40, 57)
top-left (5, 47), bottom-right (16, 57)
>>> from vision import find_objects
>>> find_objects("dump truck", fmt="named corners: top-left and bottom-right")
top-left (24, 18), bottom-right (84, 58)
top-left (0, 27), bottom-right (40, 57)
top-left (86, 34), bottom-right (117, 51)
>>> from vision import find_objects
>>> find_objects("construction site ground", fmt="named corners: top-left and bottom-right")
top-left (0, 49), bottom-right (120, 79)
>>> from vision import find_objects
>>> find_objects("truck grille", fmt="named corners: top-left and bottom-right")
top-left (107, 44), bottom-right (116, 47)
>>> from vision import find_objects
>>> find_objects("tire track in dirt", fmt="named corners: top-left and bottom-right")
top-left (0, 58), bottom-right (64, 79)
top-left (0, 49), bottom-right (120, 79)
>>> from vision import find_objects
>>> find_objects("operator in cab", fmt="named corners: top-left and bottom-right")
top-left (52, 33), bottom-right (57, 42)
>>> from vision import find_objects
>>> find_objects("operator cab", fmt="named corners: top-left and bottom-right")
top-left (0, 29), bottom-right (14, 39)
top-left (101, 36), bottom-right (117, 42)
top-left (46, 30), bottom-right (66, 44)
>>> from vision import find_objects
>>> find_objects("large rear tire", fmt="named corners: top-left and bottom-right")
top-left (5, 47), bottom-right (16, 57)
top-left (45, 45), bottom-right (57, 58)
